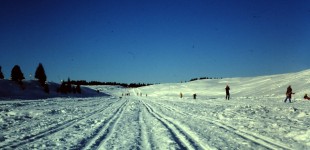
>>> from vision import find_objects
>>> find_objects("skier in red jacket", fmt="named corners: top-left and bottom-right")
top-left (304, 94), bottom-right (310, 100)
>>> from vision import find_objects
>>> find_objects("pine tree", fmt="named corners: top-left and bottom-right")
top-left (11, 65), bottom-right (25, 82)
top-left (35, 63), bottom-right (47, 86)
top-left (0, 66), bottom-right (4, 79)
top-left (66, 78), bottom-right (72, 93)
top-left (76, 84), bottom-right (81, 94)
top-left (59, 81), bottom-right (67, 94)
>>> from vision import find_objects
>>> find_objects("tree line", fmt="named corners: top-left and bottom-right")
top-left (68, 80), bottom-right (153, 88)
top-left (0, 64), bottom-right (152, 95)
top-left (189, 77), bottom-right (223, 82)
top-left (0, 64), bottom-right (82, 94)
top-left (0, 63), bottom-right (49, 93)
top-left (58, 78), bottom-right (82, 94)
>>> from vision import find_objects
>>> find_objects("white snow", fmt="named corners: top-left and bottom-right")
top-left (1, 70), bottom-right (310, 149)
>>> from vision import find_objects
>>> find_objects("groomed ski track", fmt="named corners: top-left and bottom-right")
top-left (1, 94), bottom-right (299, 150)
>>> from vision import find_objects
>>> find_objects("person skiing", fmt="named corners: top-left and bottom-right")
top-left (284, 85), bottom-right (295, 103)
top-left (304, 94), bottom-right (310, 100)
top-left (193, 93), bottom-right (197, 99)
top-left (225, 85), bottom-right (230, 100)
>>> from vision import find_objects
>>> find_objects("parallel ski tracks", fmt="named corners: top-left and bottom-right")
top-left (78, 99), bottom-right (129, 150)
top-left (148, 100), bottom-right (293, 150)
top-left (138, 105), bottom-right (151, 150)
top-left (141, 100), bottom-right (212, 150)
top-left (1, 96), bottom-right (295, 149)
top-left (0, 98), bottom-right (121, 149)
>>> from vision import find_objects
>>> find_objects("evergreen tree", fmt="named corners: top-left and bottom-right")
top-left (0, 66), bottom-right (4, 79)
top-left (11, 65), bottom-right (25, 82)
top-left (66, 78), bottom-right (72, 93)
top-left (72, 86), bottom-right (77, 94)
top-left (76, 84), bottom-right (81, 94)
top-left (35, 63), bottom-right (47, 86)
top-left (59, 81), bottom-right (67, 94)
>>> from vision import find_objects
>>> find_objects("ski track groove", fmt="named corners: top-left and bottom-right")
top-left (135, 105), bottom-right (143, 150)
top-left (78, 99), bottom-right (129, 150)
top-left (0, 99), bottom-right (119, 149)
top-left (138, 100), bottom-right (155, 150)
top-left (141, 100), bottom-right (210, 150)
top-left (149, 100), bottom-right (293, 150)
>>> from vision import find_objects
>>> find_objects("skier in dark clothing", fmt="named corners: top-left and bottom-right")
top-left (284, 85), bottom-right (295, 103)
top-left (225, 85), bottom-right (230, 100)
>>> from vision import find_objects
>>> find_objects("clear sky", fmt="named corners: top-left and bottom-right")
top-left (1, 0), bottom-right (310, 83)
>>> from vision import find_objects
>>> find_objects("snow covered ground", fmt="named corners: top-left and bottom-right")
top-left (1, 70), bottom-right (310, 149)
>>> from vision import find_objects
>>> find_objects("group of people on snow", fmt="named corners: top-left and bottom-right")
top-left (178, 84), bottom-right (309, 102)
top-left (179, 92), bottom-right (197, 99)
top-left (284, 85), bottom-right (310, 102)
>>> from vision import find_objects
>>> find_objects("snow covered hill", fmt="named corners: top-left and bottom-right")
top-left (0, 80), bottom-right (106, 100)
top-left (137, 69), bottom-right (310, 100)
top-left (0, 70), bottom-right (309, 149)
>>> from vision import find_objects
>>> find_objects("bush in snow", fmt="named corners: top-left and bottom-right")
top-left (0, 66), bottom-right (4, 79)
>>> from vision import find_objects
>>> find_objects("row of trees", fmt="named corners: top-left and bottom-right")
top-left (69, 80), bottom-right (153, 88)
top-left (58, 78), bottom-right (82, 94)
top-left (189, 77), bottom-right (223, 82)
top-left (0, 64), bottom-right (85, 94)
top-left (0, 64), bottom-right (47, 83)
top-left (0, 63), bottom-right (49, 93)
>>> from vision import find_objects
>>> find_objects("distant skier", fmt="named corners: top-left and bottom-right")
top-left (193, 93), bottom-right (197, 99)
top-left (225, 85), bottom-right (230, 100)
top-left (304, 94), bottom-right (310, 100)
top-left (180, 92), bottom-right (183, 98)
top-left (284, 85), bottom-right (295, 103)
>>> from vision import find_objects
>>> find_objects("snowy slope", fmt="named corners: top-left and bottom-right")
top-left (0, 70), bottom-right (310, 149)
top-left (138, 69), bottom-right (310, 100)
top-left (0, 80), bottom-right (107, 100)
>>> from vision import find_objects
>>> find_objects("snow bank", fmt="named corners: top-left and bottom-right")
top-left (0, 80), bottom-right (107, 100)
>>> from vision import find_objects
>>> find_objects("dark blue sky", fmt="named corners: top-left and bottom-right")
top-left (1, 0), bottom-right (310, 83)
